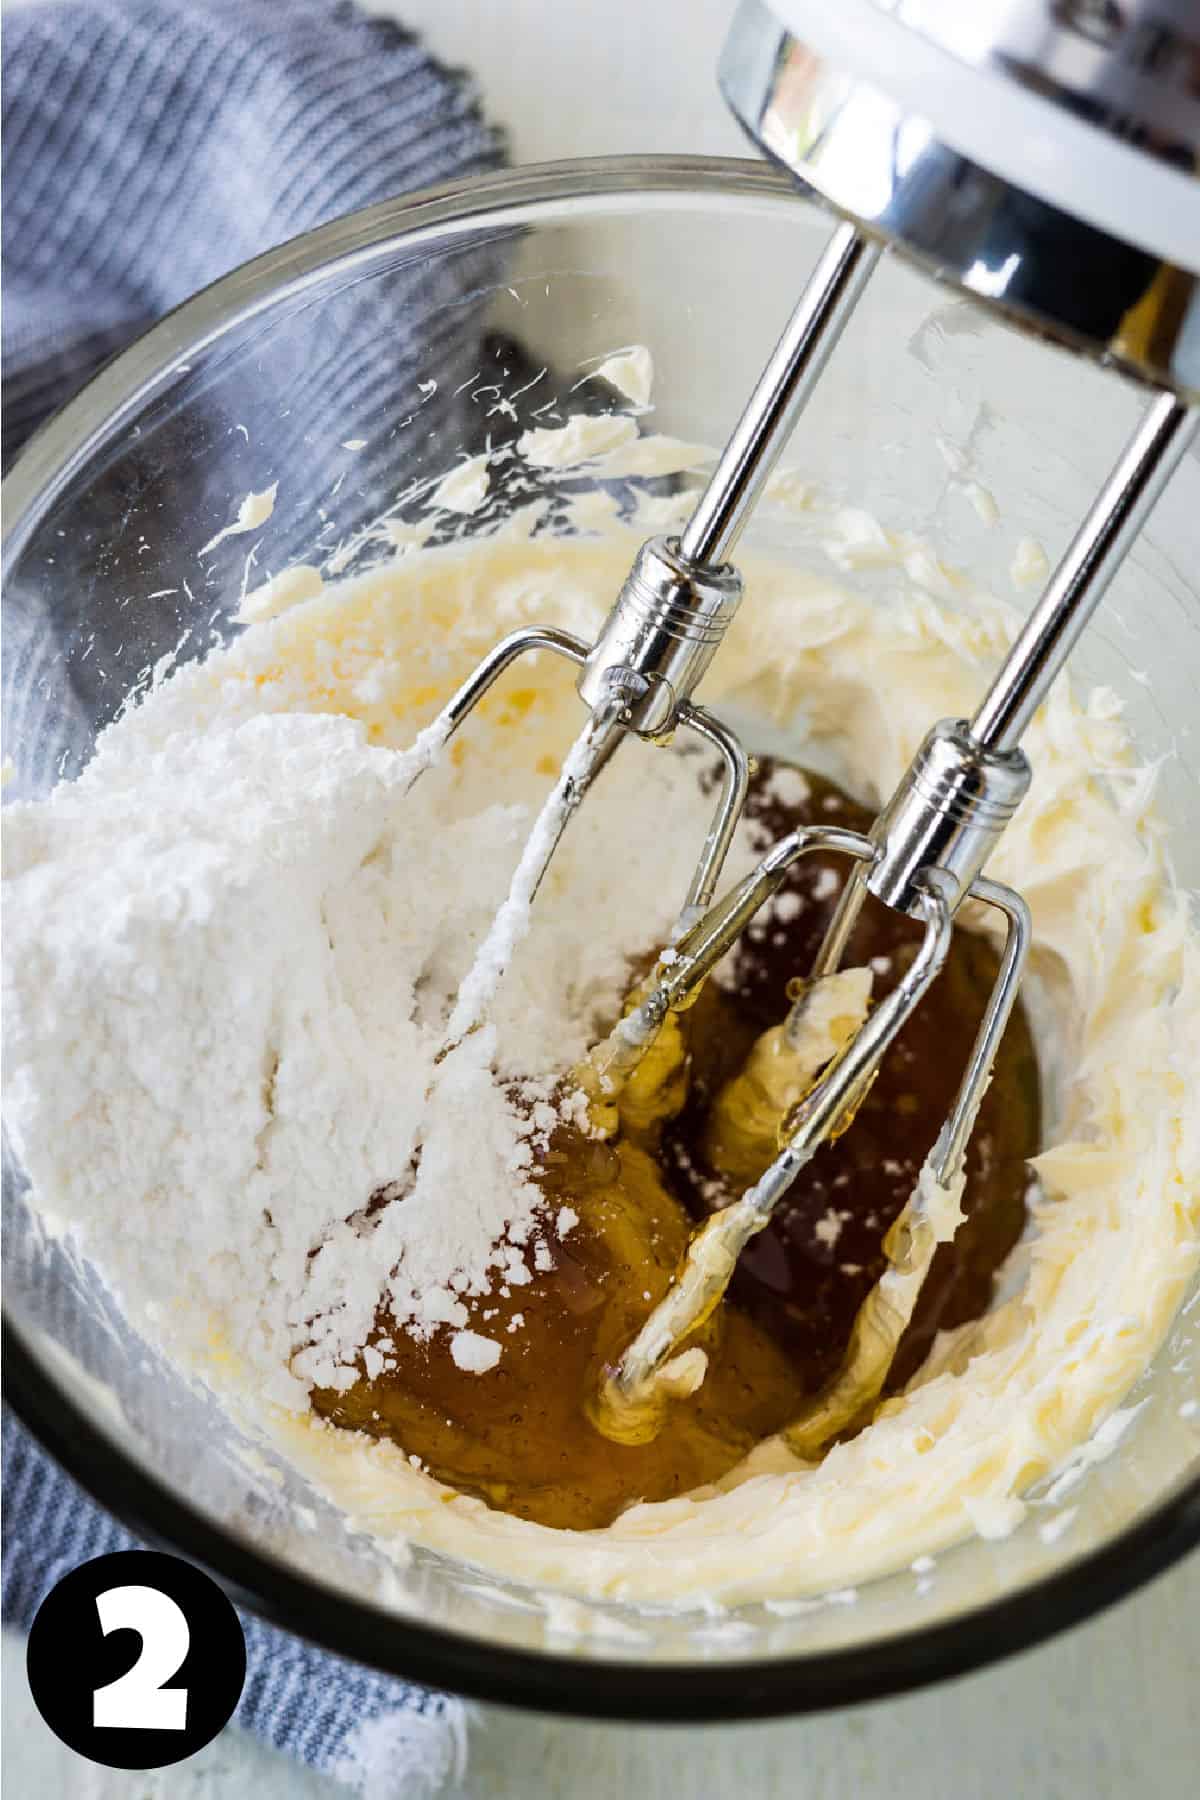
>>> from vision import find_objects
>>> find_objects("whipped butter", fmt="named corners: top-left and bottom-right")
top-left (5, 521), bottom-right (1197, 1608)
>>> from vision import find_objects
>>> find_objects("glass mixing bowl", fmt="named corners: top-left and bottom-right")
top-left (3, 157), bottom-right (1198, 1718)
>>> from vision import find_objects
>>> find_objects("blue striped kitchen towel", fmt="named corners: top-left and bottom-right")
top-left (2, 0), bottom-right (503, 462)
top-left (2, 1), bottom-right (504, 1790)
top-left (2, 1413), bottom-right (471, 1794)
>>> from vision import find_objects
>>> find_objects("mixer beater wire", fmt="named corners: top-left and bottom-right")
top-left (591, 384), bottom-right (1196, 1444)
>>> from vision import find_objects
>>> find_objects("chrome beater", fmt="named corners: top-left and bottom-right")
top-left (591, 390), bottom-right (1196, 1443)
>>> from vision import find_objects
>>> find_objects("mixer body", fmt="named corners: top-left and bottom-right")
top-left (720, 0), bottom-right (1200, 399)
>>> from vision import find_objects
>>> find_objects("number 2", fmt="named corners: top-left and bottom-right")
top-left (92, 1585), bottom-right (189, 1730)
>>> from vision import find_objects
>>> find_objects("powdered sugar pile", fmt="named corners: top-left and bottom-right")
top-left (3, 599), bottom-right (752, 1407)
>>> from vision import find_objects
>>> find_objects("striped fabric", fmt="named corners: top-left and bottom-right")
top-left (3, 1), bottom-right (505, 1788)
top-left (2, 1414), bottom-right (471, 1794)
top-left (2, 0), bottom-right (504, 463)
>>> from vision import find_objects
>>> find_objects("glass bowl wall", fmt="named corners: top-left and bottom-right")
top-left (3, 159), bottom-right (1197, 1717)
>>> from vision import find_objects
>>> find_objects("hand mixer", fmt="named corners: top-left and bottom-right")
top-left (429, 0), bottom-right (1200, 1442)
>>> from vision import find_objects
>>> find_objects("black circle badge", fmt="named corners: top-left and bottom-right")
top-left (27, 1549), bottom-right (246, 1769)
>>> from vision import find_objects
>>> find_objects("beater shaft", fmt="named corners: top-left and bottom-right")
top-left (806, 389), bottom-right (1199, 984)
top-left (579, 223), bottom-right (880, 737)
top-left (679, 221), bottom-right (880, 570)
top-left (971, 392), bottom-right (1198, 754)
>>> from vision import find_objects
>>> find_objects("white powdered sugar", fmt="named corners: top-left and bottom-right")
top-left (449, 1330), bottom-right (503, 1374)
top-left (3, 596), bottom-right (758, 1405)
top-left (443, 707), bottom-right (614, 1044)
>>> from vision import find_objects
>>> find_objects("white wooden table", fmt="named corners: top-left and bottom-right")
top-left (5, 1555), bottom-right (1199, 1798)
top-left (4, 0), bottom-right (1197, 1793)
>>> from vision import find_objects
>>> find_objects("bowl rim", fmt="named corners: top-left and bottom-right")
top-left (2, 154), bottom-right (804, 566)
top-left (6, 1319), bottom-right (1199, 1720)
top-left (3, 153), bottom-right (1199, 1719)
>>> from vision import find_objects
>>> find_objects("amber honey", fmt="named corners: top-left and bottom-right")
top-left (312, 760), bottom-right (1040, 1530)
